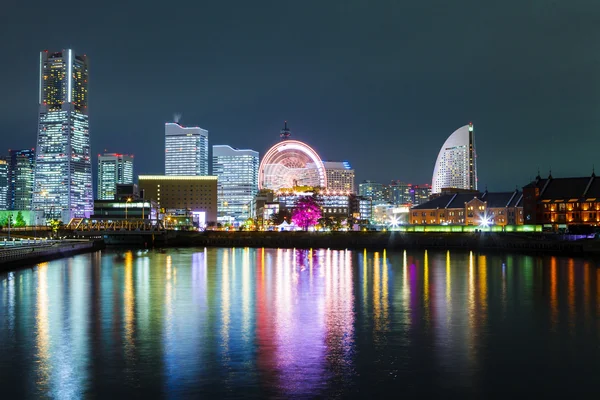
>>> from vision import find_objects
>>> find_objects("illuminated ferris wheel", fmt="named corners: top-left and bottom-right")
top-left (259, 126), bottom-right (327, 191)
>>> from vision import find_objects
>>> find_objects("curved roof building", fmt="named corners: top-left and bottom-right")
top-left (259, 122), bottom-right (327, 191)
top-left (431, 123), bottom-right (477, 194)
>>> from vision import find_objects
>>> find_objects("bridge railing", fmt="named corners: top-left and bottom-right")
top-left (66, 218), bottom-right (166, 232)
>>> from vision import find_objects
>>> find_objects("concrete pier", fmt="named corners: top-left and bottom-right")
top-left (0, 240), bottom-right (105, 270)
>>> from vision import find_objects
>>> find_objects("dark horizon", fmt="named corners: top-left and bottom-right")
top-left (1, 1), bottom-right (598, 190)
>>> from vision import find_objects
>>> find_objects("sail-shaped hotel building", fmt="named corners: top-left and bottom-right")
top-left (431, 123), bottom-right (477, 194)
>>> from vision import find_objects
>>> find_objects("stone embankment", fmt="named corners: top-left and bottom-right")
top-left (167, 231), bottom-right (600, 256)
top-left (0, 240), bottom-right (105, 270)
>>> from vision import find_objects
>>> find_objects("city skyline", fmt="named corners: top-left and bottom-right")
top-left (1, 1), bottom-right (598, 191)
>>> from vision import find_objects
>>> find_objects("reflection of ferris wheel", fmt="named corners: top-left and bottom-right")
top-left (259, 139), bottom-right (327, 191)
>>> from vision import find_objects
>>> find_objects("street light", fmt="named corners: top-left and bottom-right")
top-left (125, 197), bottom-right (132, 220)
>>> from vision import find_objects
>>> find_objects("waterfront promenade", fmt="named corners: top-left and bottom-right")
top-left (0, 239), bottom-right (104, 270)
top-left (164, 231), bottom-right (600, 256)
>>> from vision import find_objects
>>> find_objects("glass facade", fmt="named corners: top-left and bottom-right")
top-left (432, 123), bottom-right (477, 194)
top-left (0, 160), bottom-right (8, 210)
top-left (165, 123), bottom-right (209, 176)
top-left (358, 180), bottom-right (385, 201)
top-left (8, 149), bottom-right (35, 210)
top-left (98, 153), bottom-right (134, 200)
top-left (212, 145), bottom-right (259, 222)
top-left (32, 50), bottom-right (92, 221)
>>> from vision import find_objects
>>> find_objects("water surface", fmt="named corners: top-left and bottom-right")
top-left (0, 248), bottom-right (599, 398)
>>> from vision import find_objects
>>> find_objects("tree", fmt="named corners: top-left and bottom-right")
top-left (270, 209), bottom-right (291, 225)
top-left (15, 211), bottom-right (26, 227)
top-left (48, 219), bottom-right (63, 237)
top-left (317, 217), bottom-right (334, 230)
top-left (292, 197), bottom-right (322, 231)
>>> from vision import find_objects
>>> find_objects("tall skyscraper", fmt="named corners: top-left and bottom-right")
top-left (212, 145), bottom-right (259, 222)
top-left (165, 122), bottom-right (209, 176)
top-left (32, 49), bottom-right (92, 221)
top-left (323, 161), bottom-right (355, 193)
top-left (432, 122), bottom-right (477, 194)
top-left (98, 153), bottom-right (134, 200)
top-left (8, 149), bottom-right (35, 210)
top-left (0, 159), bottom-right (8, 210)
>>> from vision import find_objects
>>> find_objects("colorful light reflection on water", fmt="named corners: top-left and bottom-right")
top-left (0, 248), bottom-right (600, 398)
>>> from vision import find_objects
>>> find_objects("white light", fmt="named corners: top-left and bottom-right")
top-left (67, 49), bottom-right (72, 103)
top-left (388, 216), bottom-right (400, 229)
top-left (479, 214), bottom-right (491, 228)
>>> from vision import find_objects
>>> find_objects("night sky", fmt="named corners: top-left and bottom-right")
top-left (1, 0), bottom-right (598, 191)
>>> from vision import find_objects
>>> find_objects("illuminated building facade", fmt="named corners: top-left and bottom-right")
top-left (98, 153), bottom-right (134, 200)
top-left (165, 122), bottom-right (209, 176)
top-left (0, 159), bottom-right (8, 210)
top-left (350, 196), bottom-right (372, 222)
top-left (275, 189), bottom-right (352, 220)
top-left (259, 123), bottom-right (327, 191)
top-left (432, 123), bottom-right (477, 194)
top-left (358, 180), bottom-right (385, 201)
top-left (409, 190), bottom-right (523, 226)
top-left (32, 49), bottom-right (92, 221)
top-left (323, 161), bottom-right (355, 193)
top-left (212, 145), bottom-right (259, 222)
top-left (138, 175), bottom-right (217, 226)
top-left (523, 173), bottom-right (600, 228)
top-left (384, 181), bottom-right (431, 206)
top-left (8, 149), bottom-right (35, 210)
top-left (410, 184), bottom-right (432, 206)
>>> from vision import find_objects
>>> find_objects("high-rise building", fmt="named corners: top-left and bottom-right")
top-left (212, 145), bottom-right (259, 222)
top-left (385, 181), bottom-right (412, 205)
top-left (0, 159), bottom-right (8, 210)
top-left (358, 180), bottom-right (385, 201)
top-left (32, 49), bottom-right (92, 221)
top-left (97, 153), bottom-right (134, 200)
top-left (410, 184), bottom-right (432, 206)
top-left (165, 122), bottom-right (209, 176)
top-left (323, 161), bottom-right (355, 193)
top-left (8, 149), bottom-right (35, 210)
top-left (432, 122), bottom-right (477, 194)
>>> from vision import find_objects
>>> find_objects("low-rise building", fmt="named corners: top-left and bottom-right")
top-left (523, 173), bottom-right (600, 228)
top-left (138, 175), bottom-right (217, 226)
top-left (409, 190), bottom-right (523, 226)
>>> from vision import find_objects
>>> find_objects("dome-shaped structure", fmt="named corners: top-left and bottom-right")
top-left (259, 139), bottom-right (327, 191)
top-left (431, 123), bottom-right (477, 194)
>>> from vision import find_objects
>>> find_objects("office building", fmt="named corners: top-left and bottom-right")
top-left (358, 180), bottom-right (385, 201)
top-left (98, 153), bottom-right (134, 200)
top-left (32, 49), bottom-right (92, 221)
top-left (323, 161), bottom-right (355, 193)
top-left (410, 184), bottom-right (432, 206)
top-left (432, 122), bottom-right (477, 194)
top-left (212, 145), bottom-right (259, 222)
top-left (165, 122), bottom-right (209, 176)
top-left (0, 159), bottom-right (8, 210)
top-left (138, 175), bottom-right (217, 226)
top-left (8, 149), bottom-right (35, 210)
top-left (274, 189), bottom-right (351, 220)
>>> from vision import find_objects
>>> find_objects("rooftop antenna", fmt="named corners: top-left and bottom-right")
top-left (174, 113), bottom-right (182, 123)
top-left (280, 120), bottom-right (291, 140)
